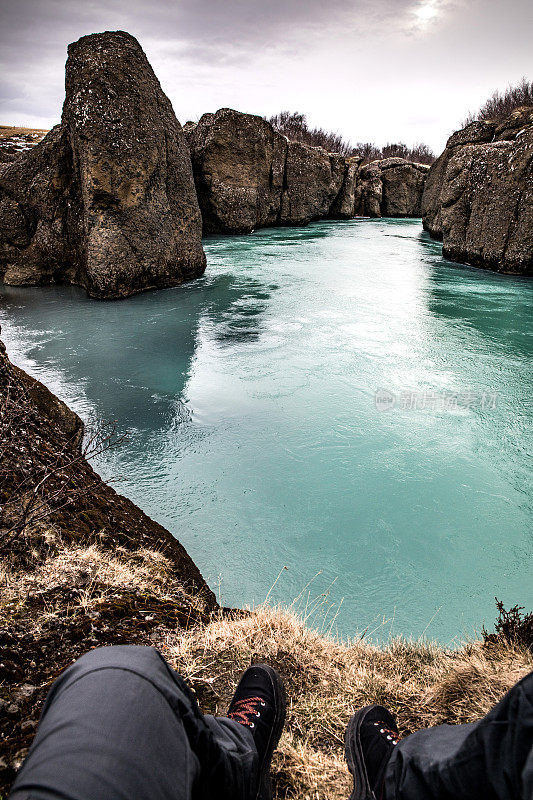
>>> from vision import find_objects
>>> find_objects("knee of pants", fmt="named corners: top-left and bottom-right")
top-left (44, 645), bottom-right (175, 705)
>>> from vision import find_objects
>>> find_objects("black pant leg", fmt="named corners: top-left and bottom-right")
top-left (384, 670), bottom-right (533, 800)
top-left (9, 645), bottom-right (257, 800)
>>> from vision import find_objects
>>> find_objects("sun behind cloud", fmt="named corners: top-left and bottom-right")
top-left (412, 0), bottom-right (441, 26)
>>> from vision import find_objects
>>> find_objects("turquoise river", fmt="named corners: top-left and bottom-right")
top-left (1, 219), bottom-right (532, 644)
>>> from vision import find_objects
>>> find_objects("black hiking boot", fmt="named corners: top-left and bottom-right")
top-left (226, 664), bottom-right (286, 800)
top-left (344, 704), bottom-right (401, 800)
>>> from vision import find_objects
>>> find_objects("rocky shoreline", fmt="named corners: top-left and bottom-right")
top-left (0, 332), bottom-right (218, 789)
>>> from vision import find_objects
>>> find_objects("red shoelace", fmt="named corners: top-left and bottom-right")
top-left (374, 721), bottom-right (401, 746)
top-left (228, 696), bottom-right (266, 728)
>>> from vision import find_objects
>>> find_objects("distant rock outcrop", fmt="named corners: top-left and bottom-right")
top-left (354, 158), bottom-right (429, 218)
top-left (422, 107), bottom-right (533, 275)
top-left (185, 109), bottom-right (428, 233)
top-left (0, 31), bottom-right (205, 299)
top-left (186, 108), bottom-right (351, 232)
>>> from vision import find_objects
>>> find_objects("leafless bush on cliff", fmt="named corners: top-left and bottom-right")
top-left (268, 111), bottom-right (354, 156)
top-left (463, 78), bottom-right (533, 125)
top-left (351, 142), bottom-right (383, 163)
top-left (267, 113), bottom-right (436, 164)
top-left (483, 599), bottom-right (533, 651)
top-left (353, 141), bottom-right (436, 165)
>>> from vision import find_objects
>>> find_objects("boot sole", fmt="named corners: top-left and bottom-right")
top-left (256, 665), bottom-right (287, 800)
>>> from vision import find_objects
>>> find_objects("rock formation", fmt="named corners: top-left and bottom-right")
top-left (0, 31), bottom-right (206, 299)
top-left (185, 108), bottom-right (428, 233)
top-left (328, 156), bottom-right (362, 219)
top-left (280, 143), bottom-right (346, 225)
top-left (354, 158), bottom-right (429, 218)
top-left (185, 109), bottom-right (287, 233)
top-left (422, 107), bottom-right (533, 276)
top-left (186, 108), bottom-right (352, 232)
top-left (0, 330), bottom-right (216, 602)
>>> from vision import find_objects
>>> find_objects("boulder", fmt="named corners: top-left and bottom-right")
top-left (280, 143), bottom-right (346, 226)
top-left (379, 159), bottom-right (429, 217)
top-left (185, 108), bottom-right (353, 231)
top-left (185, 108), bottom-right (287, 234)
top-left (421, 120), bottom-right (497, 238)
top-left (354, 158), bottom-right (428, 218)
top-left (0, 31), bottom-right (205, 299)
top-left (422, 108), bottom-right (533, 275)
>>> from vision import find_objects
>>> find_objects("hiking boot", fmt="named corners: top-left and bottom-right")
top-left (344, 704), bottom-right (400, 800)
top-left (226, 664), bottom-right (286, 800)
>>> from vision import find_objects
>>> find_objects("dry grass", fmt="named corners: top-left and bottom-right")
top-left (0, 542), bottom-right (206, 621)
top-left (1, 549), bottom-right (531, 799)
top-left (0, 126), bottom-right (48, 139)
top-left (161, 604), bottom-right (532, 800)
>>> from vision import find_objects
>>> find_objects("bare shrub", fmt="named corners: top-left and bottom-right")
top-left (463, 78), bottom-right (533, 125)
top-left (353, 141), bottom-right (436, 165)
top-left (268, 111), bottom-right (353, 155)
top-left (351, 142), bottom-right (383, 163)
top-left (482, 598), bottom-right (533, 651)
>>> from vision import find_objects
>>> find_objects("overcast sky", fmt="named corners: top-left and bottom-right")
top-left (0, 0), bottom-right (531, 153)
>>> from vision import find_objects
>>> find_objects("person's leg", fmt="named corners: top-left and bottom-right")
top-left (384, 670), bottom-right (533, 800)
top-left (345, 671), bottom-right (533, 800)
top-left (9, 645), bottom-right (258, 800)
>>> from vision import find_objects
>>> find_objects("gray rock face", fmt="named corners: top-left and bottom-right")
top-left (329, 157), bottom-right (362, 219)
top-left (281, 144), bottom-right (346, 226)
top-left (422, 108), bottom-right (533, 275)
top-left (354, 162), bottom-right (383, 217)
top-left (185, 110), bottom-right (431, 230)
top-left (185, 108), bottom-right (287, 233)
top-left (354, 158), bottom-right (429, 218)
top-left (0, 31), bottom-right (205, 299)
top-left (186, 108), bottom-right (361, 232)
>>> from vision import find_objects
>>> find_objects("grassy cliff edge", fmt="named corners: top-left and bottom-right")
top-left (0, 337), bottom-right (531, 799)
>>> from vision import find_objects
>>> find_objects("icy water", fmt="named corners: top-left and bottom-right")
top-left (1, 219), bottom-right (532, 644)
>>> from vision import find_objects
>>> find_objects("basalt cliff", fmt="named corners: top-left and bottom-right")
top-left (422, 107), bottom-right (533, 276)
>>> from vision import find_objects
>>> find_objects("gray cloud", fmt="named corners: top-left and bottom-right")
top-left (0, 0), bottom-right (531, 151)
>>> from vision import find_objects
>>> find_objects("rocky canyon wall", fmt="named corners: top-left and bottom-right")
top-left (422, 108), bottom-right (533, 276)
